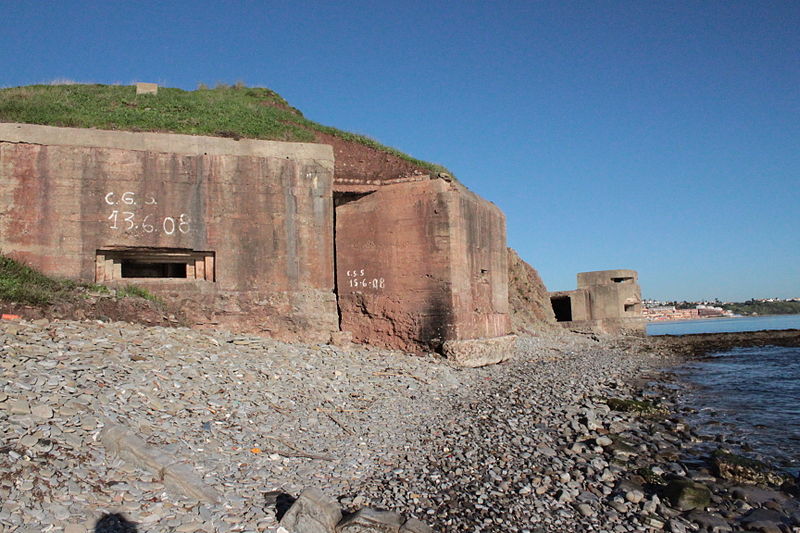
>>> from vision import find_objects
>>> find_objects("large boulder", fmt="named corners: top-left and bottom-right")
top-left (711, 449), bottom-right (791, 488)
top-left (442, 334), bottom-right (517, 368)
top-left (662, 479), bottom-right (711, 511)
top-left (279, 488), bottom-right (342, 533)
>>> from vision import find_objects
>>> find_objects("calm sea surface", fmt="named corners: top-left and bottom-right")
top-left (646, 313), bottom-right (800, 336)
top-left (649, 315), bottom-right (800, 475)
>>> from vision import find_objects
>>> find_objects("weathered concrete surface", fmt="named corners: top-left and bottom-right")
top-left (135, 82), bottom-right (158, 95)
top-left (99, 422), bottom-right (221, 503)
top-left (550, 269), bottom-right (644, 334)
top-left (335, 179), bottom-right (510, 353)
top-left (507, 247), bottom-right (557, 333)
top-left (441, 334), bottom-right (517, 368)
top-left (0, 123), bottom-right (338, 341)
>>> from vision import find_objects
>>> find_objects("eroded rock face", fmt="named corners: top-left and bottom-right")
top-left (506, 248), bottom-right (557, 333)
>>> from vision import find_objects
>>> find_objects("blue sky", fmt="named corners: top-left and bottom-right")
top-left (2, 1), bottom-right (798, 301)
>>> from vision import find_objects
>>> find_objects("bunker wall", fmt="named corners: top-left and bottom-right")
top-left (335, 179), bottom-right (510, 353)
top-left (447, 184), bottom-right (510, 339)
top-left (577, 269), bottom-right (638, 289)
top-left (0, 123), bottom-right (338, 341)
top-left (335, 180), bottom-right (453, 352)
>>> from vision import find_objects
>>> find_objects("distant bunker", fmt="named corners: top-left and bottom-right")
top-left (0, 123), bottom-right (512, 356)
top-left (550, 269), bottom-right (645, 334)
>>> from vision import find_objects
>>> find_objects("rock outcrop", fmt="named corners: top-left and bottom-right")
top-left (506, 248), bottom-right (557, 333)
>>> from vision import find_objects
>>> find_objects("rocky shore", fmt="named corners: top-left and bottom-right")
top-left (1, 318), bottom-right (798, 532)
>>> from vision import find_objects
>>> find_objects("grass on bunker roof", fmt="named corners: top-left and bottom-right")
top-left (0, 83), bottom-right (451, 176)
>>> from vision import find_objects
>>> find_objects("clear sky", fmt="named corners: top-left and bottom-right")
top-left (2, 1), bottom-right (797, 301)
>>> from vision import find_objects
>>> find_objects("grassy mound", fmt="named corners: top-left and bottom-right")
top-left (0, 255), bottom-right (81, 305)
top-left (0, 254), bottom-right (161, 306)
top-left (0, 83), bottom-right (449, 176)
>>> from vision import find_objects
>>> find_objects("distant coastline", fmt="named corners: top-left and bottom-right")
top-left (644, 299), bottom-right (800, 322)
top-left (646, 313), bottom-right (800, 336)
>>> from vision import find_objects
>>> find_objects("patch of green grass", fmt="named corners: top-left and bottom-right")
top-left (0, 254), bottom-right (77, 305)
top-left (0, 83), bottom-right (452, 177)
top-left (0, 254), bottom-right (153, 307)
top-left (115, 284), bottom-right (162, 304)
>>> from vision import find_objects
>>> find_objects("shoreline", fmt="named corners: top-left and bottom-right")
top-left (353, 332), bottom-right (800, 532)
top-left (642, 328), bottom-right (800, 358)
top-left (0, 320), bottom-right (798, 532)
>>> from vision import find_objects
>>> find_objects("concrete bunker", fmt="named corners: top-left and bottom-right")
top-left (549, 269), bottom-right (644, 334)
top-left (0, 123), bottom-right (338, 342)
top-left (333, 178), bottom-right (511, 354)
top-left (0, 123), bottom-right (513, 357)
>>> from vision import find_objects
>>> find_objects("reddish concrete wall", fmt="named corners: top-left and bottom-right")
top-left (447, 185), bottom-right (510, 339)
top-left (0, 124), bottom-right (338, 341)
top-left (335, 179), bottom-right (510, 352)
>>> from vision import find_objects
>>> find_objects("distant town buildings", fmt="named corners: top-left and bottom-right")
top-left (642, 304), bottom-right (734, 321)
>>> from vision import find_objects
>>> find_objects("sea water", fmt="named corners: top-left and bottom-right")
top-left (647, 313), bottom-right (800, 336)
top-left (649, 315), bottom-right (800, 475)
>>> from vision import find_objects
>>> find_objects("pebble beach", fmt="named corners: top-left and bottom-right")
top-left (1, 318), bottom-right (798, 532)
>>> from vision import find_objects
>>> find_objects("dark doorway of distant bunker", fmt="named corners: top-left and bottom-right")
top-left (551, 295), bottom-right (572, 322)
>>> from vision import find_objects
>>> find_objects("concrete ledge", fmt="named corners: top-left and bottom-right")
top-left (0, 122), bottom-right (333, 163)
top-left (442, 334), bottom-right (517, 368)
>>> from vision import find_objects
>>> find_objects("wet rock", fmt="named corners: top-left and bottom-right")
top-left (711, 449), bottom-right (790, 488)
top-left (662, 479), bottom-right (711, 511)
top-left (738, 508), bottom-right (789, 533)
top-left (686, 510), bottom-right (732, 533)
top-left (731, 486), bottom-right (787, 505)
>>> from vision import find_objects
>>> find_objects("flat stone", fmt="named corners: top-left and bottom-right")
top-left (9, 399), bottom-right (30, 415)
top-left (738, 508), bottom-right (789, 533)
top-left (596, 436), bottom-right (613, 447)
top-left (19, 435), bottom-right (38, 447)
top-left (280, 488), bottom-right (342, 533)
top-left (442, 335), bottom-right (517, 368)
top-left (399, 518), bottom-right (433, 533)
top-left (31, 404), bottom-right (53, 419)
top-left (686, 511), bottom-right (732, 533)
top-left (336, 508), bottom-right (405, 531)
top-left (731, 486), bottom-right (786, 505)
top-left (575, 503), bottom-right (594, 517)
